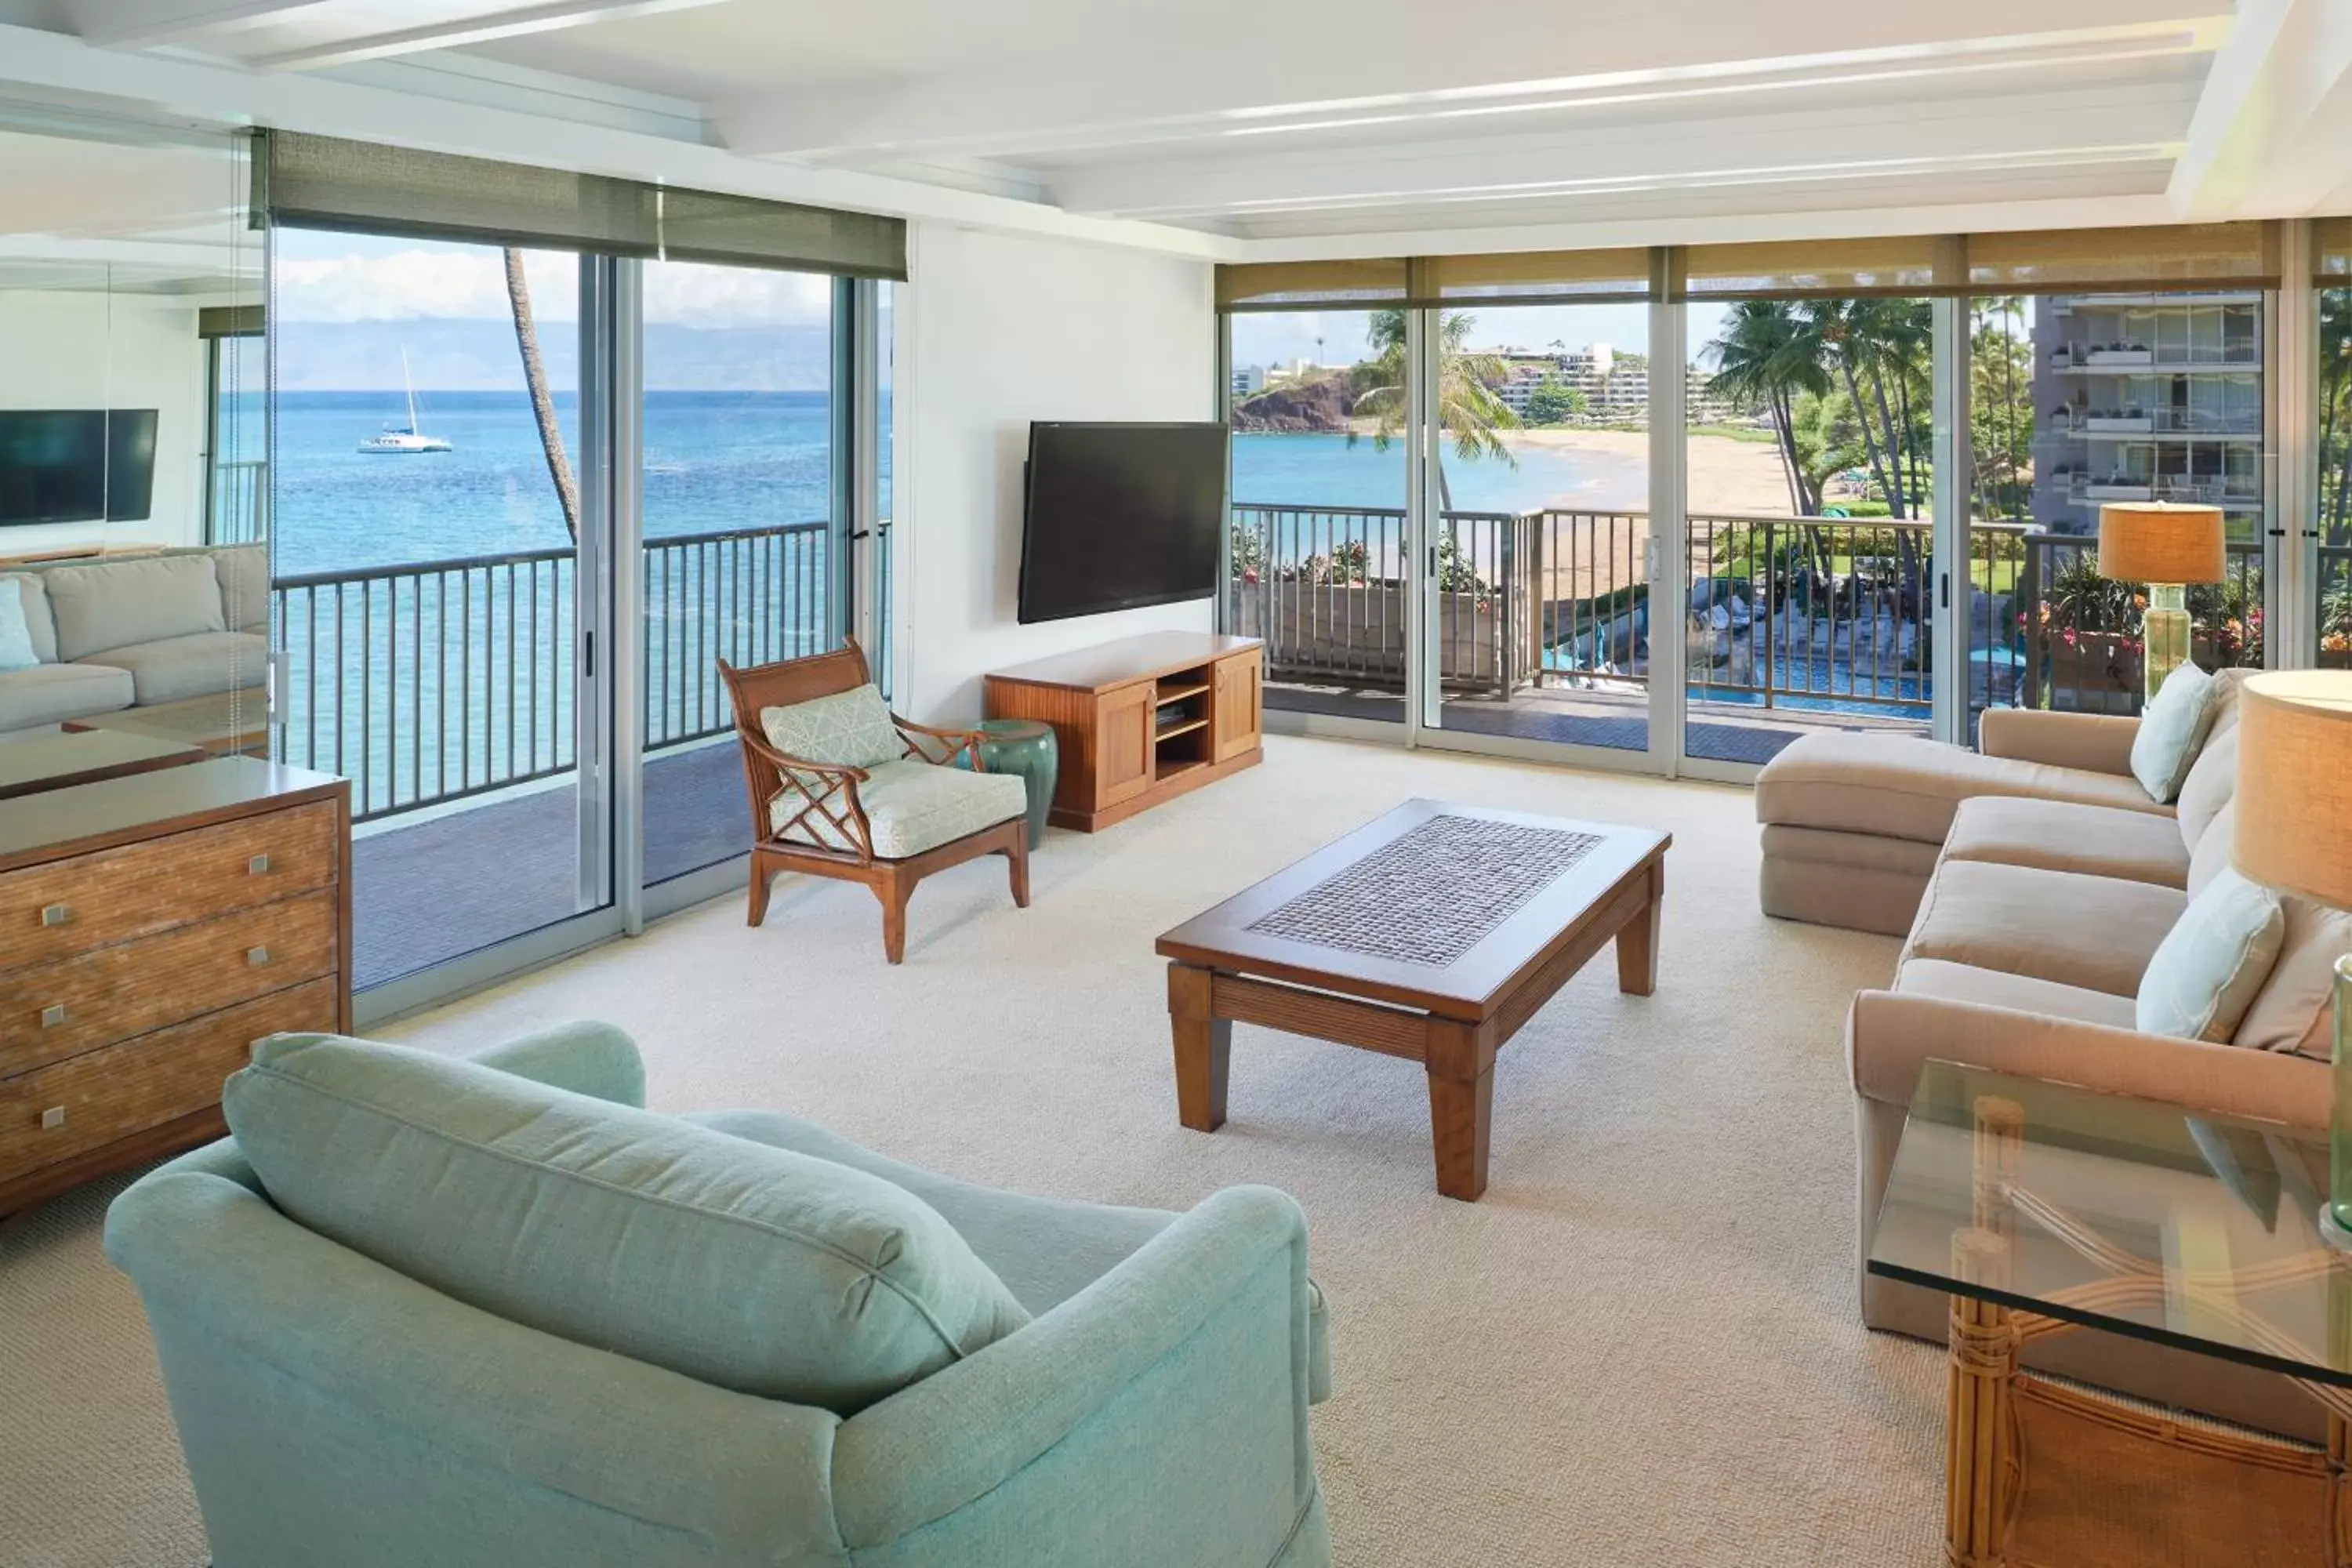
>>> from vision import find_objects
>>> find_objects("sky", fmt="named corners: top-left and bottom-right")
top-left (1229, 301), bottom-right (1733, 372)
top-left (271, 230), bottom-right (833, 328)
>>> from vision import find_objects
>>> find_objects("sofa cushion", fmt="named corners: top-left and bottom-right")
top-left (222, 1033), bottom-right (1033, 1414)
top-left (1894, 958), bottom-right (2140, 1029)
top-left (0, 574), bottom-right (56, 664)
top-left (78, 630), bottom-right (267, 706)
top-left (206, 543), bottom-right (269, 634)
top-left (2130, 661), bottom-right (2219, 804)
top-left (1903, 859), bottom-right (2186, 999)
top-left (1940, 796), bottom-right (2189, 889)
top-left (2187, 800), bottom-right (2239, 899)
top-left (760, 683), bottom-right (903, 771)
top-left (2136, 868), bottom-right (2285, 1042)
top-left (0, 662), bottom-right (134, 731)
top-left (2234, 895), bottom-right (2352, 1061)
top-left (1756, 731), bottom-right (2170, 848)
top-left (0, 579), bottom-right (37, 673)
top-left (41, 554), bottom-right (225, 662)
top-left (772, 757), bottom-right (1026, 859)
top-left (2174, 723), bottom-right (2239, 856)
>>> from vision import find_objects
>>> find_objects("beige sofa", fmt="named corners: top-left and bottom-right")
top-left (0, 544), bottom-right (267, 735)
top-left (1759, 681), bottom-right (2350, 1437)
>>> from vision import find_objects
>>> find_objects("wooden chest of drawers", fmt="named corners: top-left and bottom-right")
top-left (0, 758), bottom-right (350, 1215)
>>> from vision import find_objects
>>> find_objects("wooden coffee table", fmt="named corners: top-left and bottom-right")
top-left (1155, 799), bottom-right (1669, 1200)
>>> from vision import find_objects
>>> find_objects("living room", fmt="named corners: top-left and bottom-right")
top-left (4, 3), bottom-right (2352, 1565)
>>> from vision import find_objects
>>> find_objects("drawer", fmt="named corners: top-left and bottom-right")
top-left (0, 892), bottom-right (338, 1078)
top-left (0, 977), bottom-right (338, 1180)
top-left (0, 801), bottom-right (337, 974)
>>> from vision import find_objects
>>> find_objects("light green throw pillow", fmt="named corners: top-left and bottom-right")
top-left (223, 1033), bottom-right (1031, 1414)
top-left (760, 682), bottom-right (902, 770)
top-left (2129, 661), bottom-right (2219, 804)
top-left (2136, 868), bottom-right (2286, 1043)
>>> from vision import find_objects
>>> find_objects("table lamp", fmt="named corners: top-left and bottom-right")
top-left (2232, 671), bottom-right (2352, 1247)
top-left (2098, 501), bottom-right (2227, 702)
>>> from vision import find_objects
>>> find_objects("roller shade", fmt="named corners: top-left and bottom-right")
top-left (2318, 217), bottom-right (2352, 283)
top-left (1417, 248), bottom-right (1650, 307)
top-left (1963, 223), bottom-right (2277, 294)
top-left (1677, 236), bottom-right (1962, 300)
top-left (1215, 259), bottom-right (1408, 311)
top-left (252, 130), bottom-right (906, 281)
top-left (198, 305), bottom-right (263, 339)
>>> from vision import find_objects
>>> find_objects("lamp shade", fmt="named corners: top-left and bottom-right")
top-left (2233, 671), bottom-right (2352, 908)
top-left (2097, 503), bottom-right (2227, 584)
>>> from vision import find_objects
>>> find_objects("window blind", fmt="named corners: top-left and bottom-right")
top-left (252, 130), bottom-right (906, 281)
top-left (1417, 248), bottom-right (1650, 307)
top-left (1962, 223), bottom-right (2278, 294)
top-left (1675, 236), bottom-right (1962, 300)
top-left (2316, 216), bottom-right (2352, 283)
top-left (1214, 259), bottom-right (1409, 311)
top-left (198, 305), bottom-right (263, 339)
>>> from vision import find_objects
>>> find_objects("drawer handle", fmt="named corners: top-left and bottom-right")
top-left (39, 1004), bottom-right (64, 1029)
top-left (40, 903), bottom-right (69, 927)
top-left (249, 854), bottom-right (272, 875)
top-left (247, 946), bottom-right (270, 967)
top-left (39, 1106), bottom-right (64, 1131)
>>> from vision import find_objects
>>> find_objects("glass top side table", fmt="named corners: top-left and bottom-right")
top-left (1867, 1059), bottom-right (2352, 1567)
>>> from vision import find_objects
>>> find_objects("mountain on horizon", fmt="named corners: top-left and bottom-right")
top-left (274, 318), bottom-right (829, 393)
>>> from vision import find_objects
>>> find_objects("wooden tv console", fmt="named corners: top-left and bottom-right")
top-left (983, 632), bottom-right (1263, 833)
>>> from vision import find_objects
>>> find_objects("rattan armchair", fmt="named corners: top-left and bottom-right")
top-left (718, 641), bottom-right (1029, 964)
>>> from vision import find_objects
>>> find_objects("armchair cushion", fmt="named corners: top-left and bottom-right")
top-left (222, 1033), bottom-right (1032, 1414)
top-left (760, 682), bottom-right (903, 771)
top-left (772, 757), bottom-right (1025, 859)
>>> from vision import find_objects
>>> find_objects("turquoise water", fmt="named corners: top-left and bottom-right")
top-left (1231, 431), bottom-right (1644, 514)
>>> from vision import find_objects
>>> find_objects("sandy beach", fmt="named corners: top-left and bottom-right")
top-left (1506, 426), bottom-right (1795, 516)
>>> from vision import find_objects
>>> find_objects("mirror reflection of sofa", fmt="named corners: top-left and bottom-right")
top-left (0, 544), bottom-right (267, 736)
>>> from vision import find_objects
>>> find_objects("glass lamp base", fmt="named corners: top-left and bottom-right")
top-left (2143, 583), bottom-right (2190, 704)
top-left (2322, 1201), bottom-right (2352, 1254)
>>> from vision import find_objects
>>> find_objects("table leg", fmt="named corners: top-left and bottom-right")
top-left (1946, 1229), bottom-right (2017, 1568)
top-left (1615, 864), bottom-right (1661, 996)
top-left (1168, 962), bottom-right (1229, 1132)
top-left (1426, 1018), bottom-right (1494, 1201)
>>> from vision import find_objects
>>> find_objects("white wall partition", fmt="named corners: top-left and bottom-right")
top-left (894, 223), bottom-right (1217, 723)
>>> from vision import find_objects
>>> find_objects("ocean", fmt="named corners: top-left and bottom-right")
top-left (252, 390), bottom-right (1643, 576)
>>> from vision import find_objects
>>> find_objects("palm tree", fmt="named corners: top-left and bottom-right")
top-left (503, 249), bottom-right (579, 543)
top-left (1703, 299), bottom-right (1828, 515)
top-left (1348, 307), bottom-right (1518, 510)
top-left (2320, 289), bottom-right (2352, 543)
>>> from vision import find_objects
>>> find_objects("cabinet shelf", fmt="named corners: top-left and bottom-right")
top-left (1154, 717), bottom-right (1208, 742)
top-left (1156, 681), bottom-right (1210, 706)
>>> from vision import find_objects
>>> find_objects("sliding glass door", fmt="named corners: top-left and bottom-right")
top-left (271, 233), bottom-right (609, 992)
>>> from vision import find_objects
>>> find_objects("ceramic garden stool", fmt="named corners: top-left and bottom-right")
top-left (967, 718), bottom-right (1058, 848)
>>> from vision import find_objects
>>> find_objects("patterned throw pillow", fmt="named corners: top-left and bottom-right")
top-left (2136, 867), bottom-right (2286, 1043)
top-left (2129, 661), bottom-right (2219, 804)
top-left (0, 580), bottom-right (38, 673)
top-left (760, 684), bottom-right (903, 771)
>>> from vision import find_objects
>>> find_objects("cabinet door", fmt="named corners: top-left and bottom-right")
top-left (1097, 684), bottom-right (1156, 806)
top-left (1211, 654), bottom-right (1262, 763)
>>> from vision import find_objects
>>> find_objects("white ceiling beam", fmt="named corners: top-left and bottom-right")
top-left (71, 0), bottom-right (339, 49)
top-left (2168, 0), bottom-right (2352, 217)
top-left (1047, 84), bottom-right (2194, 220)
top-left (241, 0), bottom-right (740, 72)
top-left (0, 22), bottom-right (1241, 260)
top-left (715, 16), bottom-right (2230, 163)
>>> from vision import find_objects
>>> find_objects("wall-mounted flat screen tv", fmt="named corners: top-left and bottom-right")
top-left (1018, 421), bottom-right (1225, 624)
top-left (0, 410), bottom-right (159, 527)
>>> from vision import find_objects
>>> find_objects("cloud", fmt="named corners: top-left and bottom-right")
top-left (273, 246), bottom-right (830, 328)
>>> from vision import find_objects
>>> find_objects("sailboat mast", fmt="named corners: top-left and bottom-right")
top-left (401, 347), bottom-right (420, 434)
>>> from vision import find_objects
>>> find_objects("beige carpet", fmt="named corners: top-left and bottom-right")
top-left (0, 735), bottom-right (1947, 1566)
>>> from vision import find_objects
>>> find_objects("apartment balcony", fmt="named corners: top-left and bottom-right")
top-left (2060, 474), bottom-right (2260, 508)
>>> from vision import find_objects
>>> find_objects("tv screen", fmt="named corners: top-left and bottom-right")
top-left (0, 409), bottom-right (159, 526)
top-left (1018, 422), bottom-right (1225, 624)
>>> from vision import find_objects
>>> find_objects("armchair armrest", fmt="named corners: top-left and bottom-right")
top-left (1846, 989), bottom-right (2327, 1130)
top-left (466, 1022), bottom-right (645, 1109)
top-left (832, 1185), bottom-right (1321, 1557)
top-left (891, 714), bottom-right (985, 769)
top-left (738, 730), bottom-right (875, 855)
top-left (1976, 707), bottom-right (2141, 776)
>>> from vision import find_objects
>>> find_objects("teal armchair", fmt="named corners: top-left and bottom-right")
top-left (104, 1023), bottom-right (1333, 1568)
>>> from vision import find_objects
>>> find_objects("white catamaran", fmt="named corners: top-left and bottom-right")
top-left (358, 349), bottom-right (453, 454)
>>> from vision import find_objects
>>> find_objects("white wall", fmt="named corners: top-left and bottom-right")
top-left (0, 290), bottom-right (209, 555)
top-left (894, 223), bottom-right (1217, 722)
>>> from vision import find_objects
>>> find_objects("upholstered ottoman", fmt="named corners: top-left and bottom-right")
top-left (1755, 717), bottom-right (2166, 937)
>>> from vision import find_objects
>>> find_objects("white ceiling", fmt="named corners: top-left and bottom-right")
top-left (2, 0), bottom-right (2350, 254)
